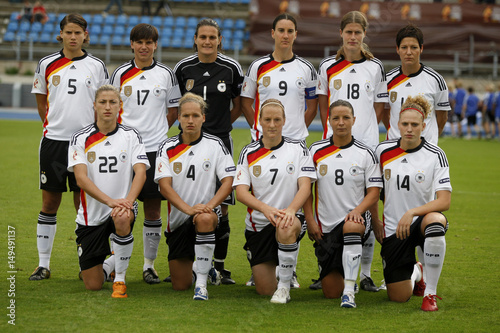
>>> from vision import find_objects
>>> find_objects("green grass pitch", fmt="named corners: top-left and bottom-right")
top-left (1, 119), bottom-right (499, 331)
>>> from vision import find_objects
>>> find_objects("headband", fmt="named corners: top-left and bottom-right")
top-left (400, 107), bottom-right (425, 119)
top-left (262, 102), bottom-right (284, 110)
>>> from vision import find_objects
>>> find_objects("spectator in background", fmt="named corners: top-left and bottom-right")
top-left (32, 1), bottom-right (48, 24)
top-left (451, 79), bottom-right (466, 137)
top-left (462, 87), bottom-right (481, 140)
top-left (495, 84), bottom-right (500, 139)
top-left (482, 83), bottom-right (496, 139)
top-left (17, 0), bottom-right (33, 23)
top-left (102, 0), bottom-right (124, 17)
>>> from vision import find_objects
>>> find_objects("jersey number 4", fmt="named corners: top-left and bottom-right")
top-left (396, 174), bottom-right (410, 191)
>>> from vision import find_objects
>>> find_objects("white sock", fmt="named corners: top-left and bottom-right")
top-left (360, 231), bottom-right (375, 279)
top-left (343, 233), bottom-right (362, 295)
top-left (277, 242), bottom-right (298, 290)
top-left (37, 212), bottom-right (57, 268)
top-left (103, 254), bottom-right (115, 281)
top-left (411, 262), bottom-right (423, 287)
top-left (143, 219), bottom-right (162, 271)
top-left (424, 236), bottom-right (446, 296)
top-left (417, 245), bottom-right (426, 281)
top-left (194, 232), bottom-right (216, 288)
top-left (113, 233), bottom-right (134, 283)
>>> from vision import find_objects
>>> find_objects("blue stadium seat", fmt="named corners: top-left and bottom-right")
top-left (111, 35), bottom-right (123, 46)
top-left (99, 35), bottom-right (110, 46)
top-left (16, 33), bottom-right (27, 42)
top-left (126, 25), bottom-right (134, 36)
top-left (186, 16), bottom-right (198, 29)
top-left (232, 39), bottom-right (243, 51)
top-left (104, 14), bottom-right (116, 26)
top-left (214, 18), bottom-right (222, 27)
top-left (31, 22), bottom-right (43, 33)
top-left (182, 38), bottom-right (193, 48)
top-left (161, 27), bottom-right (173, 38)
top-left (185, 28), bottom-right (195, 38)
top-left (175, 16), bottom-right (186, 28)
top-left (19, 21), bottom-right (31, 33)
top-left (152, 16), bottom-right (163, 28)
top-left (47, 13), bottom-right (56, 23)
top-left (39, 32), bottom-right (52, 43)
top-left (240, 0), bottom-right (250, 4)
top-left (93, 14), bottom-right (104, 26)
top-left (234, 19), bottom-right (246, 30)
top-left (28, 31), bottom-right (39, 42)
top-left (171, 38), bottom-right (182, 48)
top-left (57, 13), bottom-right (68, 22)
top-left (101, 25), bottom-right (113, 36)
top-left (140, 16), bottom-right (152, 25)
top-left (10, 12), bottom-right (19, 21)
top-left (222, 18), bottom-right (234, 30)
top-left (88, 35), bottom-right (98, 45)
top-left (163, 16), bottom-right (174, 28)
top-left (233, 30), bottom-right (244, 40)
top-left (7, 21), bottom-right (18, 33)
top-left (222, 29), bottom-right (232, 41)
top-left (3, 31), bottom-right (15, 42)
top-left (160, 36), bottom-right (170, 48)
top-left (116, 14), bottom-right (128, 27)
top-left (43, 22), bottom-right (55, 34)
top-left (82, 14), bottom-right (92, 24)
top-left (89, 25), bottom-right (102, 36)
top-left (115, 25), bottom-right (126, 37)
top-left (173, 27), bottom-right (185, 38)
top-left (128, 15), bottom-right (139, 26)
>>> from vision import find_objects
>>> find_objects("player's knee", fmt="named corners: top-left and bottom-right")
top-left (113, 216), bottom-right (132, 236)
top-left (83, 278), bottom-right (103, 291)
top-left (276, 224), bottom-right (300, 244)
top-left (172, 279), bottom-right (191, 291)
top-left (194, 213), bottom-right (217, 232)
top-left (343, 221), bottom-right (365, 234)
top-left (255, 283), bottom-right (275, 296)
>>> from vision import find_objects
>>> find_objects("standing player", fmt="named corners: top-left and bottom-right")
top-left (234, 99), bottom-right (317, 304)
top-left (385, 24), bottom-right (450, 145)
top-left (482, 84), bottom-right (496, 139)
top-left (155, 93), bottom-right (235, 301)
top-left (174, 18), bottom-right (244, 284)
top-left (316, 10), bottom-right (387, 291)
top-left (241, 13), bottom-right (318, 142)
top-left (69, 85), bottom-right (148, 298)
top-left (304, 100), bottom-right (382, 308)
top-left (240, 13), bottom-right (318, 288)
top-left (451, 79), bottom-right (466, 138)
top-left (461, 87), bottom-right (481, 140)
top-left (375, 95), bottom-right (451, 311)
top-left (110, 23), bottom-right (181, 284)
top-left (30, 13), bottom-right (109, 280)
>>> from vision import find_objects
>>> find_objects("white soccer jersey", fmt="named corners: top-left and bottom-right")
top-left (110, 59), bottom-right (182, 152)
top-left (233, 138), bottom-right (317, 232)
top-left (375, 138), bottom-right (452, 238)
top-left (68, 123), bottom-right (150, 226)
top-left (386, 64), bottom-right (450, 145)
top-left (241, 54), bottom-right (317, 141)
top-left (317, 55), bottom-right (388, 149)
top-left (154, 132), bottom-right (236, 232)
top-left (32, 50), bottom-right (109, 141)
top-left (309, 137), bottom-right (383, 233)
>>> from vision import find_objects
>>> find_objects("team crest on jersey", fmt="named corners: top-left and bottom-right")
top-left (350, 166), bottom-right (361, 176)
top-left (253, 165), bottom-right (261, 177)
top-left (52, 75), bottom-right (60, 86)
top-left (319, 164), bottom-right (328, 176)
top-left (390, 91), bottom-right (398, 103)
top-left (153, 86), bottom-right (161, 97)
top-left (87, 152), bottom-right (96, 164)
top-left (186, 79), bottom-right (194, 91)
top-left (124, 86), bottom-right (132, 97)
top-left (384, 169), bottom-right (391, 181)
top-left (286, 163), bottom-right (295, 174)
top-left (334, 79), bottom-right (342, 90)
top-left (415, 172), bottom-right (425, 183)
top-left (40, 173), bottom-right (47, 184)
top-left (202, 160), bottom-right (211, 171)
top-left (173, 162), bottom-right (182, 174)
top-left (295, 78), bottom-right (305, 88)
top-left (365, 82), bottom-right (371, 92)
top-left (217, 82), bottom-right (226, 92)
top-left (263, 76), bottom-right (271, 87)
top-left (119, 152), bottom-right (128, 162)
top-left (85, 77), bottom-right (92, 88)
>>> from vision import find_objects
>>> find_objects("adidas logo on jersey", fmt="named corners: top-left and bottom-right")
top-left (336, 154), bottom-right (343, 158)
top-left (203, 71), bottom-right (210, 77)
top-left (189, 151), bottom-right (194, 156)
top-left (402, 158), bottom-right (408, 163)
top-left (140, 75), bottom-right (146, 80)
top-left (70, 65), bottom-right (77, 70)
top-left (270, 155), bottom-right (277, 159)
top-left (105, 141), bottom-right (111, 146)
top-left (405, 82), bottom-right (412, 87)
top-left (349, 69), bottom-right (356, 73)
top-left (279, 67), bottom-right (286, 72)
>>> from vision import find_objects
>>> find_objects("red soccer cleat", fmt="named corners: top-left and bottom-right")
top-left (413, 262), bottom-right (426, 297)
top-left (421, 294), bottom-right (442, 311)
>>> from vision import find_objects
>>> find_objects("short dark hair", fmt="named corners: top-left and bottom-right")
top-left (130, 23), bottom-right (159, 43)
top-left (57, 13), bottom-right (89, 44)
top-left (330, 99), bottom-right (354, 116)
top-left (396, 24), bottom-right (424, 48)
top-left (272, 13), bottom-right (297, 31)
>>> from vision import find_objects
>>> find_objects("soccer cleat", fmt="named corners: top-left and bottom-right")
top-left (270, 287), bottom-right (291, 304)
top-left (107, 271), bottom-right (115, 282)
top-left (354, 282), bottom-right (359, 294)
top-left (111, 281), bottom-right (128, 298)
top-left (360, 275), bottom-right (379, 292)
top-left (309, 279), bottom-right (322, 290)
top-left (220, 269), bottom-right (236, 285)
top-left (290, 271), bottom-right (300, 289)
top-left (78, 271), bottom-right (83, 280)
top-left (413, 262), bottom-right (426, 297)
top-left (163, 275), bottom-right (172, 283)
top-left (340, 293), bottom-right (357, 308)
top-left (193, 286), bottom-right (208, 300)
top-left (29, 266), bottom-right (50, 281)
top-left (143, 268), bottom-right (161, 284)
top-left (246, 274), bottom-right (255, 287)
top-left (421, 294), bottom-right (442, 311)
top-left (208, 267), bottom-right (221, 286)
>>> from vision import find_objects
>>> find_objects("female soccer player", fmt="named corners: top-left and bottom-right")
top-left (234, 99), bottom-right (317, 304)
top-left (30, 13), bottom-right (109, 281)
top-left (305, 100), bottom-right (382, 308)
top-left (241, 13), bottom-right (318, 142)
top-left (174, 19), bottom-right (245, 284)
top-left (375, 95), bottom-right (452, 311)
top-left (317, 10), bottom-right (387, 291)
top-left (69, 85), bottom-right (148, 298)
top-left (155, 93), bottom-right (235, 301)
top-left (110, 23), bottom-right (181, 284)
top-left (385, 24), bottom-right (450, 145)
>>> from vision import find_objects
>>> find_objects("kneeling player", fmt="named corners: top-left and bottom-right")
top-left (69, 85), bottom-right (149, 298)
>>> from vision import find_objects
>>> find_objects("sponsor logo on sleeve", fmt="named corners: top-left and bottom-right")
top-left (369, 177), bottom-right (383, 183)
top-left (302, 167), bottom-right (315, 172)
top-left (439, 177), bottom-right (450, 184)
top-left (225, 166), bottom-right (236, 172)
top-left (137, 155), bottom-right (148, 160)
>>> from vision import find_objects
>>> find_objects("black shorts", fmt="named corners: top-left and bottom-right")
top-left (39, 137), bottom-right (78, 192)
top-left (485, 110), bottom-right (495, 123)
top-left (467, 115), bottom-right (477, 126)
top-left (75, 203), bottom-right (138, 270)
top-left (381, 214), bottom-right (448, 284)
top-left (215, 134), bottom-right (235, 206)
top-left (165, 217), bottom-right (196, 262)
top-left (244, 214), bottom-right (306, 267)
top-left (137, 151), bottom-right (165, 201)
top-left (450, 113), bottom-right (463, 123)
